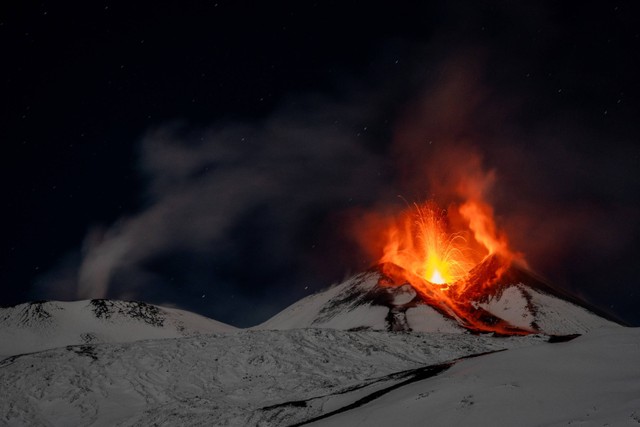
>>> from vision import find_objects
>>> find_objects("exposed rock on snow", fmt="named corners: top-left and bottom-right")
top-left (256, 263), bottom-right (620, 335)
top-left (0, 299), bottom-right (237, 358)
top-left (0, 328), bottom-right (544, 426)
top-left (306, 327), bottom-right (640, 427)
top-left (0, 265), bottom-right (631, 426)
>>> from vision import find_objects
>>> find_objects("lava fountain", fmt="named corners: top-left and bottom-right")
top-left (359, 197), bottom-right (527, 334)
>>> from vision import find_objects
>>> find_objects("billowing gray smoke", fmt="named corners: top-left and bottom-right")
top-left (34, 2), bottom-right (640, 326)
top-left (73, 95), bottom-right (392, 325)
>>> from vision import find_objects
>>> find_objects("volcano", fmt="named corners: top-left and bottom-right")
top-left (0, 196), bottom-right (629, 427)
top-left (335, 196), bottom-right (624, 337)
top-left (0, 268), bottom-right (634, 426)
top-left (256, 258), bottom-right (621, 336)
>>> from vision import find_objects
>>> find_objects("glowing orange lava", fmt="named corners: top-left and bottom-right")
top-left (379, 202), bottom-right (476, 287)
top-left (364, 199), bottom-right (526, 334)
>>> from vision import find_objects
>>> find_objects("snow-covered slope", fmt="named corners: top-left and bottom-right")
top-left (0, 263), bottom-right (630, 426)
top-left (0, 299), bottom-right (237, 358)
top-left (308, 327), bottom-right (640, 426)
top-left (256, 263), bottom-right (620, 335)
top-left (0, 328), bottom-right (543, 426)
top-left (1, 325), bottom-right (637, 426)
top-left (2, 261), bottom-right (618, 360)
top-left (477, 283), bottom-right (616, 335)
top-left (255, 271), bottom-right (465, 333)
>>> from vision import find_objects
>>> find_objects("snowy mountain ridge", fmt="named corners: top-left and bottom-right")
top-left (0, 299), bottom-right (236, 358)
top-left (0, 265), bottom-right (635, 426)
top-left (1, 262), bottom-right (621, 359)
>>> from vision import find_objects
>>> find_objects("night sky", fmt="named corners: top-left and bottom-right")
top-left (2, 1), bottom-right (639, 327)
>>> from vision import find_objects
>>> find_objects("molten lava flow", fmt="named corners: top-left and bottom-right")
top-left (371, 199), bottom-right (526, 335)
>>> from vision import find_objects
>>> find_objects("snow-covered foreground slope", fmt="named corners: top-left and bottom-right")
top-left (0, 266), bottom-right (630, 426)
top-left (310, 327), bottom-right (640, 426)
top-left (0, 329), bottom-right (544, 426)
top-left (2, 327), bottom-right (638, 426)
top-left (0, 300), bottom-right (237, 358)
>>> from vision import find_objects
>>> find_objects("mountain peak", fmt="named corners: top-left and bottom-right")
top-left (257, 260), bottom-right (620, 335)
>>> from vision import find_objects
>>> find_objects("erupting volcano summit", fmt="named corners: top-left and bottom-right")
top-left (260, 198), bottom-right (622, 336)
top-left (257, 257), bottom-right (620, 336)
top-left (351, 195), bottom-right (535, 334)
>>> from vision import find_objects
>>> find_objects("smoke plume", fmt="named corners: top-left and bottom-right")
top-left (35, 2), bottom-right (640, 325)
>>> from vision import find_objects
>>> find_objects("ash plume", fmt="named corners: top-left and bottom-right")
top-left (34, 2), bottom-right (640, 326)
top-left (56, 95), bottom-right (391, 326)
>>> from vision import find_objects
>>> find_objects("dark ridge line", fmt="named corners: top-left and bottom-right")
top-left (0, 355), bottom-right (21, 368)
top-left (287, 363), bottom-right (452, 427)
top-left (0, 348), bottom-right (58, 367)
top-left (287, 349), bottom-right (507, 427)
top-left (261, 362), bottom-right (439, 412)
top-left (506, 265), bottom-right (630, 327)
top-left (0, 338), bottom-right (146, 367)
top-left (0, 343), bottom-right (100, 367)
top-left (547, 333), bottom-right (581, 343)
